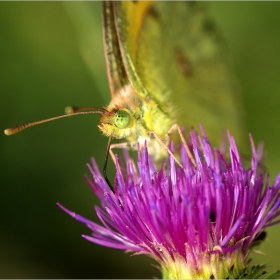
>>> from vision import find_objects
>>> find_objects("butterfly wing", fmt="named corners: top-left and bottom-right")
top-left (102, 1), bottom-right (173, 140)
top-left (113, 1), bottom-right (245, 147)
top-left (102, 2), bottom-right (128, 96)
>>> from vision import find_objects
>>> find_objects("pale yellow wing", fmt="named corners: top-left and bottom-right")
top-left (114, 2), bottom-right (245, 147)
top-left (102, 2), bottom-right (128, 96)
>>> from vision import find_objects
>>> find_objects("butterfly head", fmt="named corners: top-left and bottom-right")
top-left (98, 108), bottom-right (135, 139)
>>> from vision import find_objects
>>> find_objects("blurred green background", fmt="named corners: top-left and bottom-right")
top-left (1, 2), bottom-right (280, 278)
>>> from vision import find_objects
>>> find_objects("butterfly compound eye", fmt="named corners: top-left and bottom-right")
top-left (114, 110), bottom-right (131, 129)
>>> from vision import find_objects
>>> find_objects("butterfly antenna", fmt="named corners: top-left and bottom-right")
top-left (65, 106), bottom-right (106, 114)
top-left (4, 109), bottom-right (106, 136)
top-left (103, 136), bottom-right (114, 192)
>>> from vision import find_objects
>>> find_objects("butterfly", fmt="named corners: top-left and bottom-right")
top-left (5, 1), bottom-right (244, 186)
top-left (96, 1), bottom-right (245, 162)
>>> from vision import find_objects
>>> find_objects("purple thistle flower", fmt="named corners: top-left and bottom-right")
top-left (58, 126), bottom-right (280, 279)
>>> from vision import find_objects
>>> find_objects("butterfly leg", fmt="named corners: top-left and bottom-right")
top-left (103, 140), bottom-right (138, 191)
top-left (150, 124), bottom-right (197, 169)
top-left (103, 136), bottom-right (114, 191)
top-left (166, 123), bottom-right (197, 168)
top-left (108, 141), bottom-right (138, 165)
top-left (103, 137), bottom-right (137, 191)
top-left (149, 130), bottom-right (185, 170)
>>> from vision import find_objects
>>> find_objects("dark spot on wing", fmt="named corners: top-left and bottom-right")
top-left (174, 48), bottom-right (193, 77)
top-left (186, 1), bottom-right (197, 8)
top-left (147, 6), bottom-right (160, 22)
top-left (203, 18), bottom-right (216, 34)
